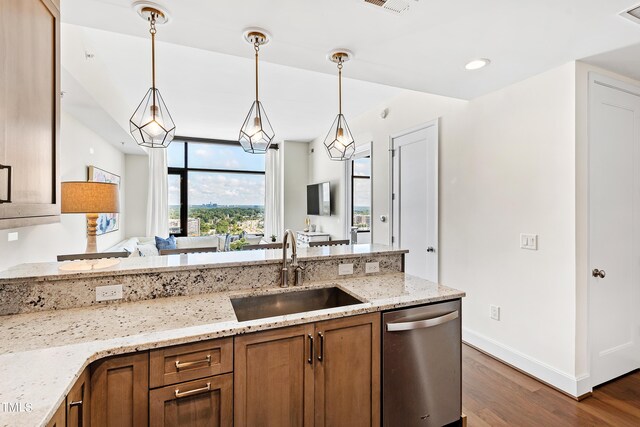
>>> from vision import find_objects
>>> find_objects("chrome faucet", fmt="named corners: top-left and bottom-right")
top-left (281, 229), bottom-right (303, 287)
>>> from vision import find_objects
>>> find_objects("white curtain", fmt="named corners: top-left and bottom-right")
top-left (146, 148), bottom-right (169, 237)
top-left (264, 148), bottom-right (282, 240)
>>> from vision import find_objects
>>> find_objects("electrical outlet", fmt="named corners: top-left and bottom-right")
top-left (338, 263), bottom-right (354, 275)
top-left (96, 284), bottom-right (123, 302)
top-left (520, 233), bottom-right (538, 250)
top-left (490, 305), bottom-right (501, 321)
top-left (7, 232), bottom-right (18, 242)
top-left (365, 262), bottom-right (380, 274)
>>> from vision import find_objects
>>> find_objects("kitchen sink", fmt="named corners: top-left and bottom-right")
top-left (231, 287), bottom-right (364, 322)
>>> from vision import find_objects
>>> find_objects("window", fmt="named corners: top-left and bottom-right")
top-left (168, 138), bottom-right (269, 237)
top-left (351, 155), bottom-right (371, 233)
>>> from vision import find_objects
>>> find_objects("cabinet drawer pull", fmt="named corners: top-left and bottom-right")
top-left (0, 164), bottom-right (11, 204)
top-left (175, 355), bottom-right (211, 370)
top-left (68, 400), bottom-right (83, 408)
top-left (317, 332), bottom-right (324, 361)
top-left (174, 382), bottom-right (211, 399)
top-left (307, 334), bottom-right (314, 364)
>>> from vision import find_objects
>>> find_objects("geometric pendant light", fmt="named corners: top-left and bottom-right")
top-left (323, 50), bottom-right (355, 161)
top-left (238, 29), bottom-right (275, 154)
top-left (129, 6), bottom-right (176, 148)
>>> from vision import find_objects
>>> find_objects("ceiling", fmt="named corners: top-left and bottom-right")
top-left (61, 0), bottom-right (640, 101)
top-left (583, 42), bottom-right (640, 81)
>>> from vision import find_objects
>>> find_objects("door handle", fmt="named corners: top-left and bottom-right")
top-left (0, 164), bottom-right (11, 204)
top-left (174, 382), bottom-right (211, 398)
top-left (592, 269), bottom-right (606, 279)
top-left (427, 247), bottom-right (435, 253)
top-left (317, 332), bottom-right (324, 361)
top-left (307, 334), bottom-right (314, 365)
top-left (386, 311), bottom-right (459, 332)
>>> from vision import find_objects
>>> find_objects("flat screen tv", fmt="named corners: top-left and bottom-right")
top-left (307, 182), bottom-right (331, 216)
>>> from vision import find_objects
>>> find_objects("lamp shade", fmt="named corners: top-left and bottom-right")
top-left (61, 182), bottom-right (120, 214)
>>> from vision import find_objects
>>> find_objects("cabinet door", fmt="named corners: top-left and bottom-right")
top-left (0, 0), bottom-right (60, 225)
top-left (46, 400), bottom-right (65, 427)
top-left (314, 313), bottom-right (381, 427)
top-left (67, 367), bottom-right (91, 427)
top-left (149, 374), bottom-right (233, 427)
top-left (90, 352), bottom-right (149, 427)
top-left (234, 324), bottom-right (315, 427)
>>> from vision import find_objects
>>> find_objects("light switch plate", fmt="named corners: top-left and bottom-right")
top-left (338, 263), bottom-right (354, 275)
top-left (490, 305), bottom-right (501, 321)
top-left (365, 262), bottom-right (380, 274)
top-left (96, 284), bottom-right (123, 302)
top-left (520, 234), bottom-right (538, 250)
top-left (7, 232), bottom-right (18, 242)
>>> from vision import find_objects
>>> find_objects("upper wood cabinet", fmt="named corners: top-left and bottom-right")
top-left (234, 313), bottom-right (381, 427)
top-left (0, 0), bottom-right (61, 229)
top-left (90, 352), bottom-right (149, 427)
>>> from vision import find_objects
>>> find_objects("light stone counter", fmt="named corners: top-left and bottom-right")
top-left (0, 244), bottom-right (406, 283)
top-left (0, 273), bottom-right (464, 427)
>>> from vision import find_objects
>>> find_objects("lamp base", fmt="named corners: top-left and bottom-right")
top-left (86, 213), bottom-right (98, 253)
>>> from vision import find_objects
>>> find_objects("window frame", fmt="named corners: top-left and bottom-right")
top-left (168, 136), bottom-right (276, 236)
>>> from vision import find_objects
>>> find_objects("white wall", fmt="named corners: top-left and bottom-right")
top-left (282, 141), bottom-right (309, 233)
top-left (311, 63), bottom-right (584, 394)
top-left (124, 154), bottom-right (149, 237)
top-left (0, 112), bottom-right (126, 271)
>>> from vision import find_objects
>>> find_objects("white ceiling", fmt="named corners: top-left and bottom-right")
top-left (61, 0), bottom-right (640, 101)
top-left (61, 24), bottom-right (405, 145)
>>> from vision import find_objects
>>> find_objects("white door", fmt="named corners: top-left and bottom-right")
top-left (391, 120), bottom-right (438, 282)
top-left (589, 75), bottom-right (640, 387)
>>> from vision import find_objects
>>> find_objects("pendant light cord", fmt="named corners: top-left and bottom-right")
top-left (338, 59), bottom-right (343, 115)
top-left (255, 42), bottom-right (260, 103)
top-left (149, 13), bottom-right (157, 116)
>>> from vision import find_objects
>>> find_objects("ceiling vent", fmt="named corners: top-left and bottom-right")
top-left (364, 0), bottom-right (416, 14)
top-left (621, 4), bottom-right (640, 24)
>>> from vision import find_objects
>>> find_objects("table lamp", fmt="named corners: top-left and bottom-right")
top-left (61, 181), bottom-right (120, 253)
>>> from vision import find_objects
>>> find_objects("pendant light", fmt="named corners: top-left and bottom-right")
top-left (323, 50), bottom-right (355, 161)
top-left (238, 29), bottom-right (275, 154)
top-left (129, 6), bottom-right (176, 148)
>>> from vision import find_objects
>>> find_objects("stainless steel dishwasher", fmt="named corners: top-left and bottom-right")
top-left (382, 299), bottom-right (462, 427)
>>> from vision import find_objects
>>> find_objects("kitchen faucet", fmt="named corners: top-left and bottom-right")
top-left (281, 229), bottom-right (303, 287)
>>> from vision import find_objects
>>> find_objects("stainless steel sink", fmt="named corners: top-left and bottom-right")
top-left (231, 287), bottom-right (364, 322)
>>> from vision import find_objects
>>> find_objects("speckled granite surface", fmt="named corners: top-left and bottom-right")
top-left (0, 273), bottom-right (463, 427)
top-left (0, 251), bottom-right (403, 315)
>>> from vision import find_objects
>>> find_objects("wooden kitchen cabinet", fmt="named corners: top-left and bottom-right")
top-left (0, 0), bottom-right (61, 229)
top-left (66, 367), bottom-right (91, 427)
top-left (314, 313), bottom-right (381, 427)
top-left (233, 313), bottom-right (381, 427)
top-left (90, 352), bottom-right (149, 427)
top-left (234, 324), bottom-right (315, 427)
top-left (149, 374), bottom-right (233, 427)
top-left (46, 400), bottom-right (65, 427)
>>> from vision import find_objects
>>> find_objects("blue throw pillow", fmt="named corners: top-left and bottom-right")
top-left (155, 235), bottom-right (176, 251)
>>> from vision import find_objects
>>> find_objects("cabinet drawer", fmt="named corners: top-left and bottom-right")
top-left (150, 338), bottom-right (233, 388)
top-left (149, 374), bottom-right (233, 427)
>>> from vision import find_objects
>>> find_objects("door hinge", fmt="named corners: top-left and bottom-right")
top-left (392, 193), bottom-right (396, 200)
top-left (390, 148), bottom-right (396, 157)
top-left (391, 236), bottom-right (395, 243)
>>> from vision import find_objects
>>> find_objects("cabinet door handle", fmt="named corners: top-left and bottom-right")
top-left (317, 332), bottom-right (324, 361)
top-left (174, 382), bottom-right (211, 399)
top-left (68, 400), bottom-right (83, 427)
top-left (0, 164), bottom-right (11, 204)
top-left (175, 355), bottom-right (211, 370)
top-left (307, 334), bottom-right (314, 364)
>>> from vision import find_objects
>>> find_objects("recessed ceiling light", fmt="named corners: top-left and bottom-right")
top-left (465, 58), bottom-right (491, 70)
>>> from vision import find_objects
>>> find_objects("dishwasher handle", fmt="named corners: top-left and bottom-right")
top-left (386, 310), bottom-right (459, 332)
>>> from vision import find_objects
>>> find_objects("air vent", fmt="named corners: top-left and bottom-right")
top-left (621, 4), bottom-right (640, 24)
top-left (364, 0), bottom-right (415, 14)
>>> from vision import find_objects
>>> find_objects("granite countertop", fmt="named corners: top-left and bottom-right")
top-left (0, 244), bottom-right (408, 283)
top-left (0, 273), bottom-right (464, 427)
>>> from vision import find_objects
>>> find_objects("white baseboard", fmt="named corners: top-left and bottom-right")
top-left (463, 328), bottom-right (592, 398)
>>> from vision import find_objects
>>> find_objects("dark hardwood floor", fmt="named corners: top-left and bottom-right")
top-left (462, 344), bottom-right (640, 426)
